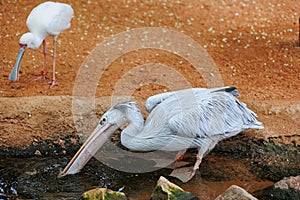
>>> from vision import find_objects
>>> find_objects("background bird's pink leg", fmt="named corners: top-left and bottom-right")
top-left (35, 40), bottom-right (47, 80)
top-left (50, 36), bottom-right (59, 88)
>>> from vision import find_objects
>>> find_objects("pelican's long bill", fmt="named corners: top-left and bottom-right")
top-left (59, 123), bottom-right (118, 177)
top-left (9, 46), bottom-right (26, 82)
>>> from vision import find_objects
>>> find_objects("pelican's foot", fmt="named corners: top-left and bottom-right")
top-left (49, 80), bottom-right (60, 88)
top-left (170, 161), bottom-right (190, 169)
top-left (169, 166), bottom-right (197, 183)
top-left (171, 149), bottom-right (187, 169)
top-left (34, 70), bottom-right (47, 81)
top-left (175, 149), bottom-right (187, 162)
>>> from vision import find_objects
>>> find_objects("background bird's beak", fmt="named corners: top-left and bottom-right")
top-left (9, 45), bottom-right (26, 82)
top-left (58, 123), bottom-right (118, 177)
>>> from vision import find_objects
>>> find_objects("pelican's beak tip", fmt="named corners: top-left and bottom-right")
top-left (58, 171), bottom-right (67, 178)
top-left (57, 172), bottom-right (65, 178)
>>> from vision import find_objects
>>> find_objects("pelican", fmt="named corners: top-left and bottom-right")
top-left (60, 86), bottom-right (263, 182)
top-left (9, 1), bottom-right (74, 87)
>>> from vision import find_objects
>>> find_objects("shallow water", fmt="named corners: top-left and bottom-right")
top-left (0, 153), bottom-right (274, 200)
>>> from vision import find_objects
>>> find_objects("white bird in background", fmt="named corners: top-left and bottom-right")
top-left (60, 86), bottom-right (263, 182)
top-left (9, 1), bottom-right (74, 88)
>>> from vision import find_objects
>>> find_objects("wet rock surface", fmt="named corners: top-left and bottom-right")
top-left (150, 176), bottom-right (199, 200)
top-left (254, 175), bottom-right (300, 200)
top-left (80, 188), bottom-right (128, 200)
top-left (215, 185), bottom-right (258, 200)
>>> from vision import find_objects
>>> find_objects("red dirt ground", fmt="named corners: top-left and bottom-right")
top-left (0, 0), bottom-right (299, 148)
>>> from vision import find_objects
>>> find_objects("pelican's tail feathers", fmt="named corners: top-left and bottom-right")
top-left (211, 86), bottom-right (240, 97)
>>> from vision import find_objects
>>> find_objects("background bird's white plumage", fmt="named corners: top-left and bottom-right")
top-left (11, 1), bottom-right (74, 85)
top-left (26, 2), bottom-right (73, 38)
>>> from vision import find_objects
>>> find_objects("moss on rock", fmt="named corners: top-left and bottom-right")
top-left (80, 188), bottom-right (128, 200)
top-left (151, 176), bottom-right (199, 200)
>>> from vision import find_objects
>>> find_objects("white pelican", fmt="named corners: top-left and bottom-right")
top-left (60, 86), bottom-right (263, 182)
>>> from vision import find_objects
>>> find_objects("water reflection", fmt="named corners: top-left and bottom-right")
top-left (0, 177), bottom-right (18, 200)
top-left (0, 154), bottom-right (273, 199)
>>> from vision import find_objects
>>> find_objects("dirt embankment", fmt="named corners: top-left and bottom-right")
top-left (0, 96), bottom-right (299, 150)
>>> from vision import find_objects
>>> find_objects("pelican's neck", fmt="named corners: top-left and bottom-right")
top-left (123, 108), bottom-right (144, 134)
top-left (120, 107), bottom-right (169, 151)
top-left (120, 106), bottom-right (146, 149)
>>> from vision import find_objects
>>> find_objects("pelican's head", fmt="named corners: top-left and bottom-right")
top-left (100, 102), bottom-right (132, 126)
top-left (59, 101), bottom-right (137, 177)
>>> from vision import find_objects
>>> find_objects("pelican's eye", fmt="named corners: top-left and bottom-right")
top-left (99, 116), bottom-right (108, 125)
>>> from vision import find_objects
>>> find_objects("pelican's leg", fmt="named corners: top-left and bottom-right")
top-left (35, 40), bottom-right (47, 80)
top-left (188, 138), bottom-right (219, 181)
top-left (50, 36), bottom-right (59, 88)
top-left (169, 148), bottom-right (203, 183)
top-left (176, 148), bottom-right (203, 183)
top-left (190, 149), bottom-right (203, 177)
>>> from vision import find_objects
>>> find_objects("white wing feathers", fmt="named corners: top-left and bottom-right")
top-left (168, 89), bottom-right (263, 139)
top-left (145, 91), bottom-right (175, 112)
top-left (26, 2), bottom-right (73, 36)
top-left (145, 86), bottom-right (238, 113)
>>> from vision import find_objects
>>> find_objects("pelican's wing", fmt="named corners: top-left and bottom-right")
top-left (145, 91), bottom-right (175, 113)
top-left (145, 86), bottom-right (237, 113)
top-left (168, 89), bottom-right (263, 139)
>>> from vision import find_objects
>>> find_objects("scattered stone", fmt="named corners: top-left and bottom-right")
top-left (54, 139), bottom-right (65, 148)
top-left (215, 185), bottom-right (258, 200)
top-left (34, 150), bottom-right (41, 156)
top-left (254, 175), bottom-right (300, 200)
top-left (80, 188), bottom-right (128, 200)
top-left (150, 176), bottom-right (199, 200)
top-left (275, 176), bottom-right (300, 191)
top-left (70, 137), bottom-right (78, 146)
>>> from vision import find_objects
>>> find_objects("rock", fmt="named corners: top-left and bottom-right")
top-left (215, 185), bottom-right (258, 200)
top-left (274, 175), bottom-right (300, 190)
top-left (151, 176), bottom-right (199, 200)
top-left (80, 188), bottom-right (128, 200)
top-left (34, 150), bottom-right (42, 156)
top-left (254, 175), bottom-right (300, 200)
